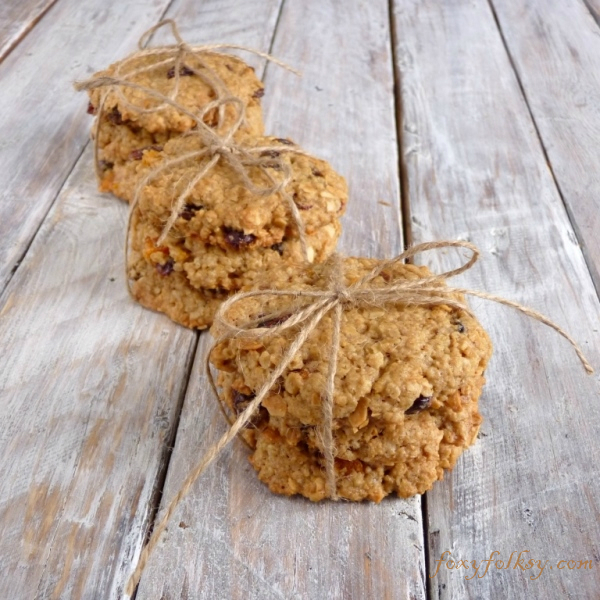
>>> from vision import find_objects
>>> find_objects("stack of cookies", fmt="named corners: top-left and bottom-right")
top-left (84, 47), bottom-right (348, 329)
top-left (87, 50), bottom-right (265, 200)
top-left (80, 23), bottom-right (493, 504)
top-left (209, 257), bottom-right (493, 502)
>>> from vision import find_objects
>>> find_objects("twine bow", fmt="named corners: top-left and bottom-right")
top-left (74, 19), bottom-right (311, 264)
top-left (125, 239), bottom-right (593, 595)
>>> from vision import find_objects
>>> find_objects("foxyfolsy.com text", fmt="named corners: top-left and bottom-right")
top-left (430, 551), bottom-right (593, 580)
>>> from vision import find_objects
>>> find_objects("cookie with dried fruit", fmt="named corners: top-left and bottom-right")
top-left (209, 255), bottom-right (493, 502)
top-left (127, 136), bottom-right (347, 329)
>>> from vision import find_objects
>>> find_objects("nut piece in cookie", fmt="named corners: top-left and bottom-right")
top-left (209, 257), bottom-right (493, 502)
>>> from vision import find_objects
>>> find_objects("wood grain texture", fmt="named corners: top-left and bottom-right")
top-left (489, 0), bottom-right (600, 293)
top-left (392, 0), bottom-right (600, 598)
top-left (148, 0), bottom-right (284, 66)
top-left (0, 0), bottom-right (58, 63)
top-left (0, 149), bottom-right (197, 599)
top-left (584, 0), bottom-right (600, 21)
top-left (0, 0), bottom-right (284, 598)
top-left (0, 0), bottom-right (171, 296)
top-left (136, 2), bottom-right (424, 600)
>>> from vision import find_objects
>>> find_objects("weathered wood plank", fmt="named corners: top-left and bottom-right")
top-left (154, 0), bottom-right (282, 56)
top-left (0, 0), bottom-right (58, 63)
top-left (584, 0), bottom-right (600, 21)
top-left (489, 0), bottom-right (600, 292)
top-left (0, 0), bottom-right (173, 296)
top-left (0, 1), bottom-right (285, 598)
top-left (392, 0), bottom-right (600, 598)
top-left (0, 149), bottom-right (197, 599)
top-left (136, 1), bottom-right (424, 600)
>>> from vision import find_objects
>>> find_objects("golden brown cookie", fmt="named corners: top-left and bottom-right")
top-left (128, 255), bottom-right (227, 329)
top-left (127, 139), bottom-right (347, 328)
top-left (209, 258), bottom-right (493, 502)
top-left (86, 50), bottom-right (265, 200)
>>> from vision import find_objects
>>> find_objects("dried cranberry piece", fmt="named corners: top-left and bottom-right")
top-left (167, 65), bottom-right (195, 78)
top-left (252, 88), bottom-right (265, 99)
top-left (232, 390), bottom-right (255, 412)
top-left (223, 227), bottom-right (256, 248)
top-left (271, 242), bottom-right (284, 255)
top-left (129, 144), bottom-right (163, 161)
top-left (98, 160), bottom-right (114, 172)
top-left (260, 150), bottom-right (280, 158)
top-left (129, 148), bottom-right (144, 161)
top-left (180, 203), bottom-right (204, 220)
top-left (293, 192), bottom-right (312, 211)
top-left (108, 107), bottom-right (123, 125)
top-left (156, 257), bottom-right (174, 276)
top-left (405, 395), bottom-right (433, 415)
top-left (231, 390), bottom-right (267, 428)
top-left (263, 161), bottom-right (282, 171)
top-left (87, 102), bottom-right (96, 115)
top-left (257, 313), bottom-right (290, 328)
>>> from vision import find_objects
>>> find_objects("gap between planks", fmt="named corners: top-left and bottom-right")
top-left (136, 0), bottom-right (287, 562)
top-left (486, 0), bottom-right (600, 300)
top-left (388, 0), bottom-right (427, 594)
top-left (1, 0), bottom-right (202, 556)
top-left (134, 2), bottom-right (422, 599)
top-left (0, 0), bottom-right (175, 299)
top-left (582, 0), bottom-right (600, 28)
top-left (0, 0), bottom-right (59, 64)
top-left (388, 0), bottom-right (413, 252)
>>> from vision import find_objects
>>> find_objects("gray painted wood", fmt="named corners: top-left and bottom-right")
top-left (490, 0), bottom-right (600, 293)
top-left (3, 0), bottom-right (599, 598)
top-left (0, 0), bottom-right (58, 63)
top-left (391, 0), bottom-right (600, 598)
top-left (0, 0), bottom-right (283, 598)
top-left (0, 0), bottom-right (172, 295)
top-left (136, 2), bottom-right (425, 600)
top-left (0, 149), bottom-right (197, 599)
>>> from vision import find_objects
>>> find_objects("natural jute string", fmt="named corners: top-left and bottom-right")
top-left (124, 240), bottom-right (593, 595)
top-left (74, 19), bottom-right (312, 286)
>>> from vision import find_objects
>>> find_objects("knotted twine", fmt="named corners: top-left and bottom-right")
top-left (74, 20), bottom-right (313, 275)
top-left (125, 239), bottom-right (593, 595)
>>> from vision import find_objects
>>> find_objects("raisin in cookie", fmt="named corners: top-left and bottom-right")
top-left (86, 51), bottom-right (265, 200)
top-left (209, 257), bottom-right (493, 502)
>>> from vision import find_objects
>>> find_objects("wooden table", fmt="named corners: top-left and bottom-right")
top-left (1, 1), bottom-right (599, 598)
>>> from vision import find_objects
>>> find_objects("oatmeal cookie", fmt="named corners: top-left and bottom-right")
top-left (86, 51), bottom-right (265, 200)
top-left (209, 258), bottom-right (493, 502)
top-left (127, 141), bottom-right (347, 328)
top-left (128, 254), bottom-right (227, 330)
top-left (110, 135), bottom-right (347, 240)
